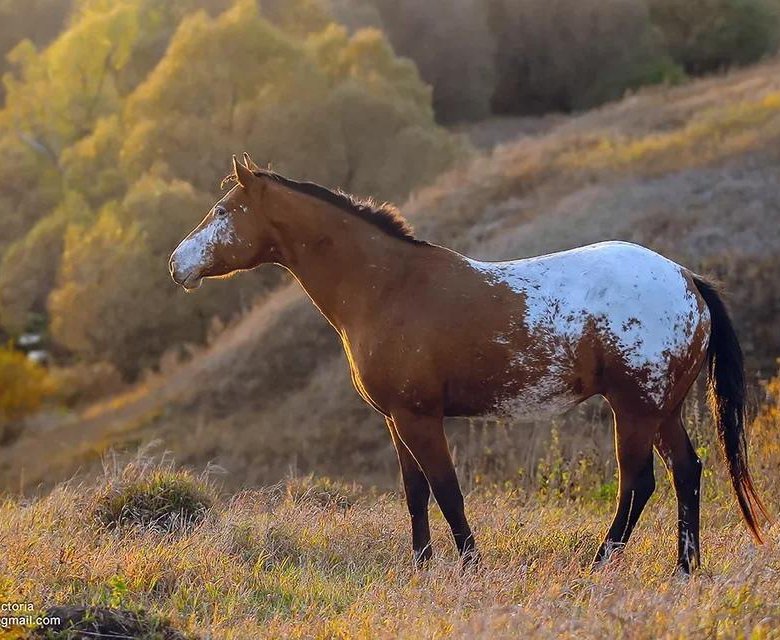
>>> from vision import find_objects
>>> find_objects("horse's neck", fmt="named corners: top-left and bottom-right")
top-left (272, 192), bottom-right (416, 332)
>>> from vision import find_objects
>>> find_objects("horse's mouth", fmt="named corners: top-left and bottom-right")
top-left (181, 273), bottom-right (203, 290)
top-left (171, 269), bottom-right (203, 291)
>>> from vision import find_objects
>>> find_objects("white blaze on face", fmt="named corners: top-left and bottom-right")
top-left (172, 215), bottom-right (237, 284)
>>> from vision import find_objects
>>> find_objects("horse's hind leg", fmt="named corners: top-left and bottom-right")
top-left (655, 410), bottom-right (702, 574)
top-left (593, 407), bottom-right (657, 568)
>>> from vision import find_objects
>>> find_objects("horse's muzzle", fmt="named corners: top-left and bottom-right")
top-left (169, 256), bottom-right (203, 290)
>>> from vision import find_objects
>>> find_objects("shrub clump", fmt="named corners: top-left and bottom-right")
top-left (92, 466), bottom-right (216, 535)
top-left (0, 345), bottom-right (54, 444)
top-left (649, 0), bottom-right (780, 74)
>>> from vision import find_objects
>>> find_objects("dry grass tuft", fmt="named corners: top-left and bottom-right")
top-left (283, 474), bottom-right (365, 510)
top-left (90, 457), bottom-right (216, 535)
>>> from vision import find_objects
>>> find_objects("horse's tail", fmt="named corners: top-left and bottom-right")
top-left (692, 275), bottom-right (768, 542)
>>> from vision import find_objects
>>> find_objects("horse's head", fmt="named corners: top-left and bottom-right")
top-left (169, 154), bottom-right (276, 290)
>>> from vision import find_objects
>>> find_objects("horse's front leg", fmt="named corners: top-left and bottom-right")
top-left (386, 417), bottom-right (432, 567)
top-left (390, 409), bottom-right (479, 568)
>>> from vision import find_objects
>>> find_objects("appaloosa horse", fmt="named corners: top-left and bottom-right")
top-left (170, 154), bottom-right (767, 573)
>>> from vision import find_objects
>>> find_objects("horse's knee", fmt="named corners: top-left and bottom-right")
top-left (638, 461), bottom-right (656, 501)
top-left (618, 456), bottom-right (655, 511)
top-left (673, 450), bottom-right (702, 497)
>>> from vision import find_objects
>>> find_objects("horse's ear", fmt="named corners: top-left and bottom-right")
top-left (232, 154), bottom-right (254, 188)
top-left (242, 152), bottom-right (261, 173)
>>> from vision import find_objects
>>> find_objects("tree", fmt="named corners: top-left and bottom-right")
top-left (119, 1), bottom-right (460, 198)
top-left (0, 192), bottom-right (90, 335)
top-left (649, 0), bottom-right (780, 74)
top-left (363, 0), bottom-right (497, 123)
top-left (0, 0), bottom-right (74, 103)
top-left (3, 0), bottom-right (462, 374)
top-left (487, 0), bottom-right (682, 114)
top-left (48, 175), bottom-right (267, 376)
top-left (0, 345), bottom-right (53, 443)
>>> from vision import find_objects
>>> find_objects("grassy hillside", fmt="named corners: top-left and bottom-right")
top-left (2, 60), bottom-right (780, 494)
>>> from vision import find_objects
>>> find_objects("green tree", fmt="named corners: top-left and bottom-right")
top-left (367, 0), bottom-right (497, 123)
top-left (649, 0), bottom-right (780, 74)
top-left (487, 0), bottom-right (682, 114)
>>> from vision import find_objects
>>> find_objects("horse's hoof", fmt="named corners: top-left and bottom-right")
top-left (413, 546), bottom-right (433, 570)
top-left (460, 548), bottom-right (481, 574)
top-left (671, 563), bottom-right (695, 578)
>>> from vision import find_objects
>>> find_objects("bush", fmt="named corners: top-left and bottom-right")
top-left (92, 464), bottom-right (216, 534)
top-left (649, 0), bottom-right (780, 74)
top-left (487, 0), bottom-right (684, 114)
top-left (367, 0), bottom-right (497, 123)
top-left (0, 345), bottom-right (53, 444)
top-left (49, 361), bottom-right (125, 407)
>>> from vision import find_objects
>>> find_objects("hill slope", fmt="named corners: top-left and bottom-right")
top-left (2, 60), bottom-right (780, 493)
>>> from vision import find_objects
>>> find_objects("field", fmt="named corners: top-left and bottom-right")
top-left (2, 364), bottom-right (779, 638)
top-left (1, 441), bottom-right (778, 639)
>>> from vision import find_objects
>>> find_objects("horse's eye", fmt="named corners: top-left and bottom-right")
top-left (214, 205), bottom-right (227, 218)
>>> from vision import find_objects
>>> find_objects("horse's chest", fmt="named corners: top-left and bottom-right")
top-left (344, 336), bottom-right (442, 415)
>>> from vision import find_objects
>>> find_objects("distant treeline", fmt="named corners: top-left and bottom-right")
top-left (332, 0), bottom-right (780, 122)
top-left (3, 1), bottom-right (779, 121)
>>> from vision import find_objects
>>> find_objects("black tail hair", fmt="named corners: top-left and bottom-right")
top-left (693, 275), bottom-right (768, 542)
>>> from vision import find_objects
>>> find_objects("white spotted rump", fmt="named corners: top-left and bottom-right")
top-left (467, 241), bottom-right (710, 415)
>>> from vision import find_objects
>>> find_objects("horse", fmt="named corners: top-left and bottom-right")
top-left (169, 154), bottom-right (767, 574)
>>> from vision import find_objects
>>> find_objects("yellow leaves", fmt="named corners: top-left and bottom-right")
top-left (0, 345), bottom-right (55, 428)
top-left (308, 24), bottom-right (430, 109)
top-left (751, 365), bottom-right (780, 474)
top-left (0, 0), bottom-right (461, 373)
top-left (2, 2), bottom-right (143, 158)
top-left (50, 1), bottom-right (139, 76)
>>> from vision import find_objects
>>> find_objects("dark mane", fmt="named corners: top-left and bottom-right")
top-left (223, 169), bottom-right (425, 245)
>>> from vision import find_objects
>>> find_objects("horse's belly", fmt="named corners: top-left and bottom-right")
top-left (481, 381), bottom-right (582, 422)
top-left (445, 362), bottom-right (583, 421)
